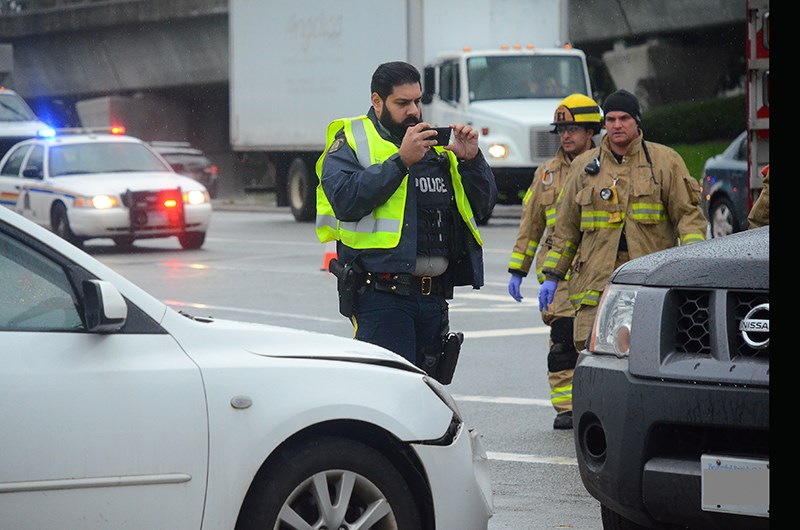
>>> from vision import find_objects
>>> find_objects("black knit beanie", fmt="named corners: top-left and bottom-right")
top-left (602, 89), bottom-right (641, 124)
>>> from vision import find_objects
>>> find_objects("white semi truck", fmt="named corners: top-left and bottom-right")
top-left (229, 0), bottom-right (593, 222)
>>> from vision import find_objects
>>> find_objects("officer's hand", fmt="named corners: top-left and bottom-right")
top-left (398, 123), bottom-right (437, 167)
top-left (446, 123), bottom-right (479, 161)
top-left (538, 279), bottom-right (558, 312)
top-left (508, 274), bottom-right (524, 302)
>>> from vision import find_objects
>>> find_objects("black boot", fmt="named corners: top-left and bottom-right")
top-left (553, 410), bottom-right (573, 430)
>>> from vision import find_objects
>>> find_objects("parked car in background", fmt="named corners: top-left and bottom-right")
top-left (573, 226), bottom-right (769, 530)
top-left (0, 129), bottom-right (212, 249)
top-left (0, 86), bottom-right (54, 158)
top-left (0, 204), bottom-right (493, 530)
top-left (149, 140), bottom-right (219, 198)
top-left (701, 131), bottom-right (764, 238)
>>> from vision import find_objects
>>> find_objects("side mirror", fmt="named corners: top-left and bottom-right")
top-left (82, 279), bottom-right (128, 332)
top-left (422, 65), bottom-right (435, 104)
top-left (23, 167), bottom-right (43, 179)
top-left (170, 162), bottom-right (186, 174)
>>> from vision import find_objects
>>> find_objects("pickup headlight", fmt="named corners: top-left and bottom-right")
top-left (589, 284), bottom-right (639, 357)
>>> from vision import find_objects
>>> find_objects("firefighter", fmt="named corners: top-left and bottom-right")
top-left (315, 61), bottom-right (497, 382)
top-left (507, 93), bottom-right (602, 430)
top-left (540, 89), bottom-right (707, 353)
top-left (748, 164), bottom-right (770, 228)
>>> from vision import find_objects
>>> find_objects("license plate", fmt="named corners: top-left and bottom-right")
top-left (701, 454), bottom-right (769, 517)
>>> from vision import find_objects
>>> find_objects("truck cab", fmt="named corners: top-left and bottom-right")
top-left (422, 46), bottom-right (593, 211)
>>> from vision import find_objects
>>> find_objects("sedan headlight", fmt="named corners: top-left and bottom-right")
top-left (589, 284), bottom-right (639, 357)
top-left (75, 195), bottom-right (120, 209)
top-left (423, 376), bottom-right (462, 423)
top-left (184, 190), bottom-right (209, 205)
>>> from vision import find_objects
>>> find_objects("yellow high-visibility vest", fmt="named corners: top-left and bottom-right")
top-left (315, 115), bottom-right (483, 249)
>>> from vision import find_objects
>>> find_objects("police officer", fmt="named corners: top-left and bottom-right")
top-left (507, 94), bottom-right (601, 430)
top-left (540, 89), bottom-right (707, 353)
top-left (316, 61), bottom-right (497, 379)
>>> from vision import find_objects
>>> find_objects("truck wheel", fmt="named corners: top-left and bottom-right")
top-left (287, 158), bottom-right (316, 222)
top-left (600, 505), bottom-right (649, 530)
top-left (709, 196), bottom-right (739, 238)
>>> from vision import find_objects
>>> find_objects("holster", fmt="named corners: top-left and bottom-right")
top-left (328, 258), bottom-right (364, 318)
top-left (417, 331), bottom-right (463, 385)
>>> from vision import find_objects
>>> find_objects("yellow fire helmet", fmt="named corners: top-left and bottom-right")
top-left (550, 93), bottom-right (602, 133)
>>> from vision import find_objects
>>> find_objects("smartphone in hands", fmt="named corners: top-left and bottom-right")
top-left (425, 126), bottom-right (452, 145)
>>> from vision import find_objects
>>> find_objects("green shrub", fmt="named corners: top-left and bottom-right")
top-left (642, 94), bottom-right (745, 145)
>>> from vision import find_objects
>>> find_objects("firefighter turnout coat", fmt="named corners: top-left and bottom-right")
top-left (543, 131), bottom-right (707, 309)
top-left (508, 146), bottom-right (582, 323)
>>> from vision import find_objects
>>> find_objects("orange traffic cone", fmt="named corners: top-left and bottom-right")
top-left (321, 241), bottom-right (337, 271)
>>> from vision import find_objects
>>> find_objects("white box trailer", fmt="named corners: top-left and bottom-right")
top-left (229, 0), bottom-right (591, 222)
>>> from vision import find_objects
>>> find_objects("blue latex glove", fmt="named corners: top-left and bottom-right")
top-left (508, 274), bottom-right (524, 302)
top-left (538, 279), bottom-right (558, 311)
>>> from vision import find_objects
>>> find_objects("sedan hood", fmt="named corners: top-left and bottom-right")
top-left (46, 172), bottom-right (207, 195)
top-left (180, 314), bottom-right (421, 371)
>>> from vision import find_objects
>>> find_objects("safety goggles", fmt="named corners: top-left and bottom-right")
top-left (555, 124), bottom-right (584, 135)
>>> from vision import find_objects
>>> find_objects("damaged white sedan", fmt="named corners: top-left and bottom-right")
top-left (0, 206), bottom-right (493, 530)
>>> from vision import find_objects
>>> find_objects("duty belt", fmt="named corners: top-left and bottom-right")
top-left (366, 272), bottom-right (446, 296)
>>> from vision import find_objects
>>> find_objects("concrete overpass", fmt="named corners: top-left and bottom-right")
top-left (0, 0), bottom-right (747, 197)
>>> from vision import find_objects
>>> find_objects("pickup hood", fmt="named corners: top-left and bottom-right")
top-left (467, 98), bottom-right (563, 127)
top-left (44, 171), bottom-right (207, 195)
top-left (610, 226), bottom-right (769, 290)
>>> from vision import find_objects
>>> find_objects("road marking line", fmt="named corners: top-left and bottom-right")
top-left (488, 452), bottom-right (577, 466)
top-left (452, 395), bottom-right (551, 407)
top-left (463, 327), bottom-right (550, 338)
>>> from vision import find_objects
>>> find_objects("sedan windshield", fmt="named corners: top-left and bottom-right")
top-left (48, 142), bottom-right (171, 177)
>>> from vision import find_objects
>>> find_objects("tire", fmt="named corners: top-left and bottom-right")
top-left (287, 158), bottom-right (316, 222)
top-left (51, 202), bottom-right (83, 248)
top-left (709, 196), bottom-right (740, 238)
top-left (178, 231), bottom-right (206, 249)
top-left (235, 436), bottom-right (422, 530)
top-left (600, 504), bottom-right (650, 530)
top-left (113, 236), bottom-right (135, 248)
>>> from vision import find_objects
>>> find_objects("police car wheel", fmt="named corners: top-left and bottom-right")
top-left (51, 203), bottom-right (83, 248)
top-left (178, 231), bottom-right (206, 250)
top-left (235, 436), bottom-right (423, 530)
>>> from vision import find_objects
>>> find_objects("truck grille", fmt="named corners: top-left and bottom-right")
top-left (674, 289), bottom-right (769, 360)
top-left (529, 128), bottom-right (560, 160)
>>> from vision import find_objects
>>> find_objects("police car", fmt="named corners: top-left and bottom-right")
top-left (0, 128), bottom-right (212, 249)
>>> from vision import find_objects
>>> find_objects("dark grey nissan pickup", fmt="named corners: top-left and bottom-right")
top-left (573, 226), bottom-right (769, 530)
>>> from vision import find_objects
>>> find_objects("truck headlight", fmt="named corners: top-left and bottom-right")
top-left (589, 284), bottom-right (639, 357)
top-left (487, 143), bottom-right (508, 159)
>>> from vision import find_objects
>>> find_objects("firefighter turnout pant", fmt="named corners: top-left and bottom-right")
top-left (547, 317), bottom-right (579, 414)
